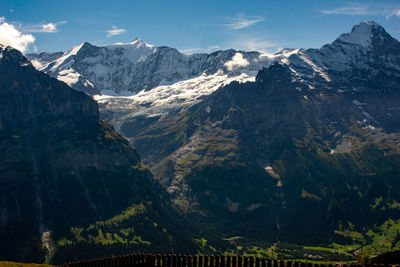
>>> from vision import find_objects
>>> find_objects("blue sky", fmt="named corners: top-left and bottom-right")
top-left (1, 0), bottom-right (400, 54)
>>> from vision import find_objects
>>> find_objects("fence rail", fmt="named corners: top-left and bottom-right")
top-left (61, 254), bottom-right (400, 267)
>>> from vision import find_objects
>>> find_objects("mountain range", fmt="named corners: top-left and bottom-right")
top-left (2, 21), bottom-right (400, 264)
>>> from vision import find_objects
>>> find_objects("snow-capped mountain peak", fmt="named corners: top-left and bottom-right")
top-left (273, 21), bottom-right (400, 93)
top-left (335, 21), bottom-right (388, 48)
top-left (110, 38), bottom-right (154, 49)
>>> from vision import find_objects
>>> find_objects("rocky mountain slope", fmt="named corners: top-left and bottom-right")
top-left (107, 21), bottom-right (400, 245)
top-left (0, 45), bottom-right (196, 264)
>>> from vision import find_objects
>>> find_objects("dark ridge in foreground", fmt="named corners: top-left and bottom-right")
top-left (0, 45), bottom-right (197, 264)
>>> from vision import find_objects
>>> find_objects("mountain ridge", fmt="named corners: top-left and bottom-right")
top-left (27, 39), bottom-right (269, 96)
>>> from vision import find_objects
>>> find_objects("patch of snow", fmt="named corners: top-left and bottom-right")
top-left (83, 79), bottom-right (94, 88)
top-left (299, 54), bottom-right (331, 82)
top-left (30, 59), bottom-right (43, 69)
top-left (272, 48), bottom-right (301, 58)
top-left (57, 68), bottom-right (80, 85)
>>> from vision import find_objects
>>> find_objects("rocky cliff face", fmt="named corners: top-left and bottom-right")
top-left (0, 45), bottom-right (195, 263)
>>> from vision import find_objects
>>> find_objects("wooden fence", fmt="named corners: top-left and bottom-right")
top-left (60, 254), bottom-right (400, 267)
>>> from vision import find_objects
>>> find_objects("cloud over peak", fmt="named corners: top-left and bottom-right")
top-left (21, 21), bottom-right (66, 33)
top-left (0, 17), bottom-right (35, 53)
top-left (106, 26), bottom-right (126, 38)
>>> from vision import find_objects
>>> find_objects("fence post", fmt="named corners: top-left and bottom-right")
top-left (118, 255), bottom-right (123, 267)
top-left (256, 257), bottom-right (260, 267)
top-left (238, 256), bottom-right (242, 267)
top-left (156, 255), bottom-right (161, 267)
top-left (167, 255), bottom-right (172, 267)
top-left (221, 255), bottom-right (225, 267)
top-left (193, 255), bottom-right (198, 267)
top-left (199, 255), bottom-right (203, 267)
top-left (261, 258), bottom-right (266, 267)
top-left (249, 257), bottom-right (254, 267)
top-left (183, 255), bottom-right (188, 267)
top-left (244, 256), bottom-right (248, 267)
top-left (204, 255), bottom-right (209, 267)
top-left (188, 256), bottom-right (193, 267)
top-left (210, 256), bottom-right (215, 267)
top-left (124, 255), bottom-right (129, 266)
top-left (178, 255), bottom-right (182, 267)
top-left (233, 256), bottom-right (237, 267)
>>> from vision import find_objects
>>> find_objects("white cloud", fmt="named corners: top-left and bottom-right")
top-left (180, 48), bottom-right (203, 54)
top-left (229, 36), bottom-right (280, 54)
top-left (180, 45), bottom-right (221, 54)
top-left (0, 17), bottom-right (35, 53)
top-left (21, 21), bottom-right (66, 33)
top-left (106, 26), bottom-right (126, 38)
top-left (321, 3), bottom-right (400, 18)
top-left (392, 9), bottom-right (400, 17)
top-left (322, 6), bottom-right (369, 15)
top-left (224, 13), bottom-right (264, 30)
top-left (224, 52), bottom-right (250, 71)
